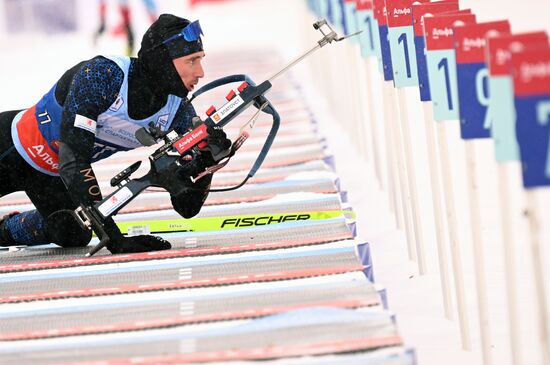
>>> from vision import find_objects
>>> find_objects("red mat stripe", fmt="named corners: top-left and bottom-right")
top-left (0, 235), bottom-right (353, 273)
top-left (0, 266), bottom-right (364, 303)
top-left (59, 336), bottom-right (403, 365)
top-left (0, 298), bottom-right (377, 341)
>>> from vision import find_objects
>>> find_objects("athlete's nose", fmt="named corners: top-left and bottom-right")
top-left (196, 62), bottom-right (205, 79)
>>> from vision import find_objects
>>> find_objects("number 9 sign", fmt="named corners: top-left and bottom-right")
top-left (453, 21), bottom-right (511, 139)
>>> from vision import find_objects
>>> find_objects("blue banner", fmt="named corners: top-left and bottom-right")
top-left (457, 63), bottom-right (491, 139)
top-left (414, 36), bottom-right (431, 101)
top-left (516, 96), bottom-right (550, 187)
top-left (379, 25), bottom-right (394, 81)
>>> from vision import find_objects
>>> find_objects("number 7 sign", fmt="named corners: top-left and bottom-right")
top-left (487, 32), bottom-right (549, 162)
top-left (513, 48), bottom-right (550, 188)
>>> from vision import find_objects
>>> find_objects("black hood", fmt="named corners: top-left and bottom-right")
top-left (136, 14), bottom-right (204, 98)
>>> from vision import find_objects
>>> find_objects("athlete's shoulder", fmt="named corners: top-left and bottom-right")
top-left (78, 56), bottom-right (125, 81)
top-left (61, 56), bottom-right (126, 116)
top-left (172, 100), bottom-right (197, 134)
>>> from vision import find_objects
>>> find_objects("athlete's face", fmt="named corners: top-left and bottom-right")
top-left (172, 51), bottom-right (205, 92)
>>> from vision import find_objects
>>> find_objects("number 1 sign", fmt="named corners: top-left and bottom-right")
top-left (343, 0), bottom-right (358, 40)
top-left (385, 0), bottom-right (428, 87)
top-left (373, 0), bottom-right (394, 80)
top-left (423, 13), bottom-right (476, 121)
top-left (454, 21), bottom-right (511, 139)
top-left (356, 0), bottom-right (381, 58)
top-left (412, 1), bottom-right (459, 101)
top-left (513, 48), bottom-right (550, 188)
top-left (327, 0), bottom-right (344, 31)
top-left (386, 0), bottom-right (426, 87)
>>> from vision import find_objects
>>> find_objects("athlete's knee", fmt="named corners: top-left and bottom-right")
top-left (0, 212), bottom-right (19, 246)
top-left (45, 210), bottom-right (91, 247)
top-left (0, 209), bottom-right (91, 248)
top-left (1, 210), bottom-right (49, 246)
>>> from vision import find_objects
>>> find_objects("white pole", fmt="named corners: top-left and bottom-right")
top-left (384, 81), bottom-right (416, 261)
top-left (397, 87), bottom-right (427, 274)
top-left (464, 141), bottom-right (492, 365)
top-left (524, 190), bottom-right (550, 365)
top-left (349, 46), bottom-right (371, 164)
top-left (344, 45), bottom-right (363, 157)
top-left (436, 121), bottom-right (471, 350)
top-left (497, 163), bottom-right (522, 365)
top-left (381, 79), bottom-right (404, 229)
top-left (363, 58), bottom-right (385, 191)
top-left (422, 102), bottom-right (453, 319)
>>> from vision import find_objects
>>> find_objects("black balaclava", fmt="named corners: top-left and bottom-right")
top-left (136, 14), bottom-right (204, 99)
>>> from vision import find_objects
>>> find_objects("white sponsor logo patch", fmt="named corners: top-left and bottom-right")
top-left (211, 96), bottom-right (244, 123)
top-left (98, 187), bottom-right (133, 217)
top-left (393, 7), bottom-right (410, 16)
top-left (74, 114), bottom-right (97, 134)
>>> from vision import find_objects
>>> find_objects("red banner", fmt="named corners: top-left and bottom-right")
top-left (356, 0), bottom-right (373, 10)
top-left (454, 21), bottom-right (511, 64)
top-left (412, 1), bottom-right (459, 37)
top-left (487, 32), bottom-right (548, 76)
top-left (386, 0), bottom-right (414, 27)
top-left (373, 0), bottom-right (388, 25)
top-left (512, 48), bottom-right (550, 96)
top-left (423, 13), bottom-right (476, 51)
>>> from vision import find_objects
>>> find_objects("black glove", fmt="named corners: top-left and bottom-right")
top-left (199, 126), bottom-right (232, 163)
top-left (106, 234), bottom-right (171, 254)
top-left (174, 127), bottom-right (231, 178)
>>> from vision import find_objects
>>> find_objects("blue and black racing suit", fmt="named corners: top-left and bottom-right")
top-left (0, 55), bottom-right (211, 248)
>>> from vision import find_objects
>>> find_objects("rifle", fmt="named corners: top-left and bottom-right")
top-left (73, 19), bottom-right (360, 256)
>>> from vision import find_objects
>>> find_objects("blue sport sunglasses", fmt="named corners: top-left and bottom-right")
top-left (163, 20), bottom-right (204, 45)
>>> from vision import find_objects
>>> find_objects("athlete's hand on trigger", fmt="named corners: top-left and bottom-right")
top-left (198, 126), bottom-right (232, 163)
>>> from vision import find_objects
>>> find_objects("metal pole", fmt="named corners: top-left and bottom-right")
top-left (268, 44), bottom-right (322, 83)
